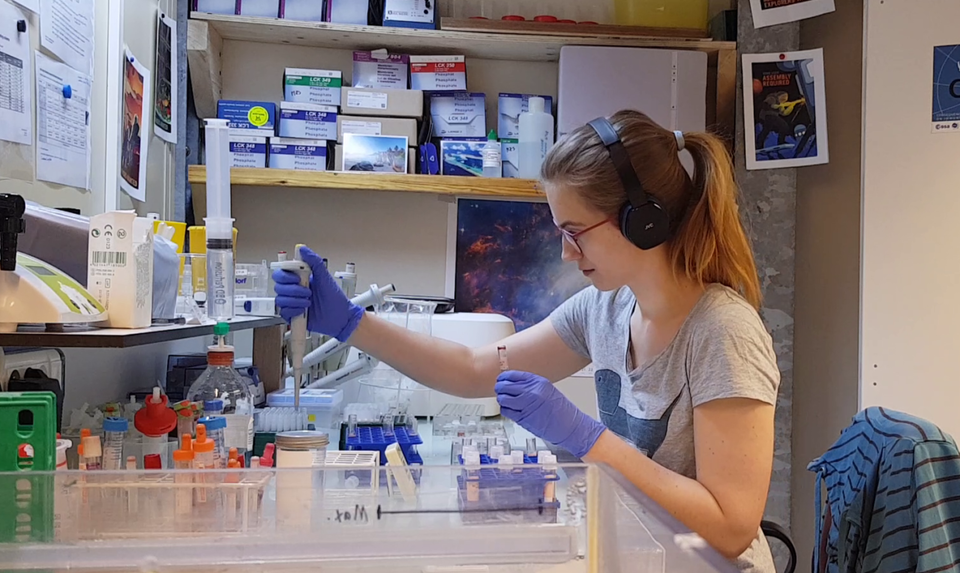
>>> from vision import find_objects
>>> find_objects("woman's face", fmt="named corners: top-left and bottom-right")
top-left (545, 183), bottom-right (642, 291)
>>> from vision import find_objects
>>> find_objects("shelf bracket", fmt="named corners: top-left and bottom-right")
top-left (187, 19), bottom-right (222, 119)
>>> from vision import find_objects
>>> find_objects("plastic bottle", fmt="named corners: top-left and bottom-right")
top-left (187, 323), bottom-right (254, 459)
top-left (518, 96), bottom-right (554, 179)
top-left (482, 129), bottom-right (502, 178)
top-left (102, 417), bottom-right (128, 470)
top-left (198, 416), bottom-right (227, 468)
top-left (134, 387), bottom-right (178, 466)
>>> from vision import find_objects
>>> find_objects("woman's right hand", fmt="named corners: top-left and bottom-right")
top-left (272, 245), bottom-right (365, 342)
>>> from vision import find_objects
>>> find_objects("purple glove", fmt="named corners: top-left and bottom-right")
top-left (272, 246), bottom-right (364, 342)
top-left (495, 370), bottom-right (606, 459)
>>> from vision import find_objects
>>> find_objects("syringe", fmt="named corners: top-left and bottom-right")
top-left (270, 246), bottom-right (312, 409)
top-left (203, 118), bottom-right (236, 322)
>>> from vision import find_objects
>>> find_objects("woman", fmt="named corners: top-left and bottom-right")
top-left (274, 110), bottom-right (780, 573)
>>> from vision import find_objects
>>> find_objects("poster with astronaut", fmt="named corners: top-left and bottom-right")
top-left (743, 49), bottom-right (829, 170)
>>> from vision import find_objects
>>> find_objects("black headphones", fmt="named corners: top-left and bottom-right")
top-left (587, 117), bottom-right (670, 250)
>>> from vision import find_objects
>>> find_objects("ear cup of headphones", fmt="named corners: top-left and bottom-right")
top-left (620, 200), bottom-right (671, 250)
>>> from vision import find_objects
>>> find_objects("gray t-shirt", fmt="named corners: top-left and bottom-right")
top-left (550, 283), bottom-right (780, 573)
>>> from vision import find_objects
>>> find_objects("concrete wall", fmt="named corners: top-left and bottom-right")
top-left (735, 0), bottom-right (798, 555)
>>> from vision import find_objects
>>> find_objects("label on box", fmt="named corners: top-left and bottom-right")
top-left (353, 51), bottom-right (409, 89)
top-left (410, 56), bottom-right (466, 91)
top-left (347, 90), bottom-right (388, 110)
top-left (269, 140), bottom-right (328, 171)
top-left (342, 119), bottom-right (382, 136)
top-left (412, 61), bottom-right (466, 74)
top-left (230, 138), bottom-right (267, 168)
top-left (285, 71), bottom-right (342, 88)
top-left (279, 108), bottom-right (337, 140)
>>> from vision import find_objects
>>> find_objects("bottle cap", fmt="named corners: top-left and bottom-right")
top-left (144, 454), bottom-right (162, 469)
top-left (134, 389), bottom-right (178, 437)
top-left (203, 398), bottom-right (224, 412)
top-left (261, 442), bottom-right (275, 467)
top-left (194, 435), bottom-right (215, 454)
top-left (103, 417), bottom-right (128, 432)
top-left (528, 96), bottom-right (545, 114)
top-left (228, 459), bottom-right (240, 468)
top-left (80, 428), bottom-right (91, 438)
top-left (533, 15), bottom-right (557, 22)
top-left (80, 435), bottom-right (102, 458)
top-left (487, 129), bottom-right (497, 141)
top-left (229, 447), bottom-right (239, 461)
top-left (173, 435), bottom-right (195, 462)
top-left (214, 322), bottom-right (229, 337)
top-left (198, 416), bottom-right (227, 431)
top-left (502, 14), bottom-right (525, 21)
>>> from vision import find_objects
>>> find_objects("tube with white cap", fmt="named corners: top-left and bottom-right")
top-left (204, 118), bottom-right (235, 322)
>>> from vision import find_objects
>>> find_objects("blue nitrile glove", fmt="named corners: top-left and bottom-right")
top-left (273, 246), bottom-right (364, 342)
top-left (495, 370), bottom-right (607, 459)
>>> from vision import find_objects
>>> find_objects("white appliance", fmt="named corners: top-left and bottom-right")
top-left (341, 312), bottom-right (514, 417)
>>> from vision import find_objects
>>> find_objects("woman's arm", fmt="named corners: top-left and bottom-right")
top-left (349, 312), bottom-right (590, 399)
top-left (584, 397), bottom-right (775, 560)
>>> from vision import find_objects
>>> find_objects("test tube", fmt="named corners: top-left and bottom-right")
top-left (525, 438), bottom-right (538, 460)
top-left (451, 441), bottom-right (463, 465)
top-left (383, 414), bottom-right (394, 436)
top-left (497, 345), bottom-right (509, 371)
top-left (194, 424), bottom-right (215, 504)
top-left (81, 433), bottom-right (102, 470)
top-left (347, 414), bottom-right (358, 438)
top-left (225, 459), bottom-right (240, 528)
top-left (198, 416), bottom-right (227, 468)
top-left (542, 453), bottom-right (557, 502)
top-left (173, 435), bottom-right (195, 518)
top-left (490, 445), bottom-right (504, 462)
top-left (102, 417), bottom-right (128, 470)
top-left (464, 451), bottom-right (481, 503)
top-left (477, 439), bottom-right (488, 456)
top-left (125, 455), bottom-right (138, 513)
top-left (406, 416), bottom-right (419, 436)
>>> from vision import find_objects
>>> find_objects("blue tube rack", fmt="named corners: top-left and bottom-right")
top-left (455, 459), bottom-right (560, 524)
top-left (344, 426), bottom-right (423, 466)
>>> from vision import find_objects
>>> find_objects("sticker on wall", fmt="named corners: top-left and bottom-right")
top-left (153, 13), bottom-right (178, 144)
top-left (932, 45), bottom-right (960, 133)
top-left (742, 49), bottom-right (829, 170)
top-left (119, 47), bottom-right (152, 202)
top-left (749, 0), bottom-right (835, 28)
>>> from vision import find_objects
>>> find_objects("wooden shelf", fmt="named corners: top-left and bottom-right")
top-left (188, 12), bottom-right (732, 62)
top-left (188, 166), bottom-right (545, 198)
top-left (0, 316), bottom-right (285, 349)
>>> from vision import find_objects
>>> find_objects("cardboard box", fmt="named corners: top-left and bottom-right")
top-left (278, 102), bottom-right (338, 140)
top-left (440, 138), bottom-right (487, 176)
top-left (410, 55), bottom-right (466, 91)
top-left (430, 92), bottom-right (486, 138)
top-left (501, 139), bottom-right (519, 178)
top-left (283, 68), bottom-right (342, 106)
top-left (280, 0), bottom-right (324, 21)
top-left (269, 138), bottom-right (328, 171)
top-left (341, 87), bottom-right (423, 118)
top-left (335, 144), bottom-right (417, 174)
top-left (336, 115), bottom-right (418, 143)
top-left (383, 0), bottom-right (437, 29)
top-left (87, 211), bottom-right (155, 328)
top-left (195, 0), bottom-right (236, 14)
top-left (352, 51), bottom-right (409, 89)
top-left (230, 134), bottom-right (268, 168)
top-left (498, 93), bottom-right (554, 140)
top-left (217, 100), bottom-right (276, 133)
top-left (325, 0), bottom-right (367, 24)
top-left (238, 0), bottom-right (278, 17)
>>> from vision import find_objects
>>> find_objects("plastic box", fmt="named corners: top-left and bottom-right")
top-left (266, 388), bottom-right (343, 429)
top-left (0, 464), bottom-right (743, 573)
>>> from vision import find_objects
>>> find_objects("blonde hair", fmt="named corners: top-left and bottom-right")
top-left (541, 110), bottom-right (762, 310)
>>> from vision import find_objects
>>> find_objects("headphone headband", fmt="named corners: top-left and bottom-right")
top-left (587, 118), bottom-right (648, 209)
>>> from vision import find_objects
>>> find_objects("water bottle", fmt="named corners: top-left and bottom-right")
top-left (482, 129), bottom-right (502, 178)
top-left (518, 96), bottom-right (555, 179)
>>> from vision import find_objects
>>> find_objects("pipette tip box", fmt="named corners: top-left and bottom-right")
top-left (283, 68), bottom-right (342, 106)
top-left (217, 100), bottom-right (276, 133)
top-left (278, 102), bottom-right (338, 140)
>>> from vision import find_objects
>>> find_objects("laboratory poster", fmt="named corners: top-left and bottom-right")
top-left (932, 45), bottom-right (960, 133)
top-left (742, 49), bottom-right (829, 170)
top-left (749, 0), bottom-right (834, 28)
top-left (119, 47), bottom-right (151, 202)
top-left (153, 13), bottom-right (177, 144)
top-left (450, 198), bottom-right (589, 332)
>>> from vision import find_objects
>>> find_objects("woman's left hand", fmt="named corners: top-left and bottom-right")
top-left (495, 370), bottom-right (606, 458)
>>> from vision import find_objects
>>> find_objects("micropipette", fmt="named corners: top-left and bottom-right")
top-left (269, 246), bottom-right (312, 409)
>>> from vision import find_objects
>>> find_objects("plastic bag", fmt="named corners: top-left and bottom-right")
top-left (153, 234), bottom-right (180, 319)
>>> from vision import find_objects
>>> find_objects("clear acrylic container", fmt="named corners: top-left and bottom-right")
top-left (0, 464), bottom-right (741, 573)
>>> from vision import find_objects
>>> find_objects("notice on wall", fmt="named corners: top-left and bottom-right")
top-left (120, 47), bottom-right (151, 202)
top-left (35, 50), bottom-right (91, 189)
top-left (742, 49), bottom-right (829, 170)
top-left (40, 0), bottom-right (94, 76)
top-left (0, 0), bottom-right (33, 145)
top-left (932, 45), bottom-right (960, 133)
top-left (750, 0), bottom-right (835, 28)
top-left (153, 13), bottom-right (177, 144)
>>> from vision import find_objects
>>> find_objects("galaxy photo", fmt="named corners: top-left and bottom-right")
top-left (454, 199), bottom-right (589, 331)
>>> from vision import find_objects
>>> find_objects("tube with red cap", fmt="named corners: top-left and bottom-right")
top-left (135, 388), bottom-right (177, 467)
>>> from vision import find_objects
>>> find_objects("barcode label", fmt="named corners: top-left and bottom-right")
top-left (91, 251), bottom-right (127, 266)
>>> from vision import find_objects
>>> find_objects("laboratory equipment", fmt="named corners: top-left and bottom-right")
top-left (193, 424), bottom-right (216, 504)
top-left (343, 422), bottom-right (423, 466)
top-left (275, 431), bottom-right (329, 529)
top-left (204, 118), bottom-right (236, 322)
top-left (270, 248), bottom-right (312, 409)
top-left (307, 352), bottom-right (378, 389)
top-left (101, 417), bottom-right (127, 470)
top-left (265, 388), bottom-right (343, 429)
top-left (81, 433), bottom-right (102, 470)
top-left (254, 406), bottom-right (308, 432)
top-left (172, 435), bottom-right (194, 516)
top-left (482, 129), bottom-right (502, 177)
top-left (134, 388), bottom-right (177, 465)
top-left (324, 450), bottom-right (380, 493)
top-left (518, 96), bottom-right (554, 179)
top-left (186, 322), bottom-right (254, 457)
top-left (347, 414), bottom-right (357, 437)
top-left (198, 416), bottom-right (227, 468)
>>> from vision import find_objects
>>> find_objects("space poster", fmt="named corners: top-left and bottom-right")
top-left (743, 49), bottom-right (829, 170)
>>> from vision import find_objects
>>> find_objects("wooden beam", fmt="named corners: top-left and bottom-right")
top-left (187, 19), bottom-right (222, 119)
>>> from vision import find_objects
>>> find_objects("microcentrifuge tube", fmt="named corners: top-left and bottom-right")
top-left (383, 415), bottom-right (394, 436)
top-left (525, 438), bottom-right (537, 458)
top-left (347, 414), bottom-right (358, 438)
top-left (406, 416), bottom-right (419, 436)
top-left (451, 441), bottom-right (463, 465)
top-left (477, 439), bottom-right (488, 456)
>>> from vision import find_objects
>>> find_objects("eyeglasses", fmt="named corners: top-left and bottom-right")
top-left (555, 218), bottom-right (615, 255)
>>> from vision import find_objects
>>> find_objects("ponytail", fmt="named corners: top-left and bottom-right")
top-left (672, 132), bottom-right (762, 310)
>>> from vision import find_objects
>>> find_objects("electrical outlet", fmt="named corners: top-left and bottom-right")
top-left (1, 349), bottom-right (63, 391)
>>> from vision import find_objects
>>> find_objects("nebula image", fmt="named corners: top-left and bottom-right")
top-left (455, 199), bottom-right (589, 331)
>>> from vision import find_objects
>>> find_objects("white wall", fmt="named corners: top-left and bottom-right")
top-left (860, 0), bottom-right (960, 437)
